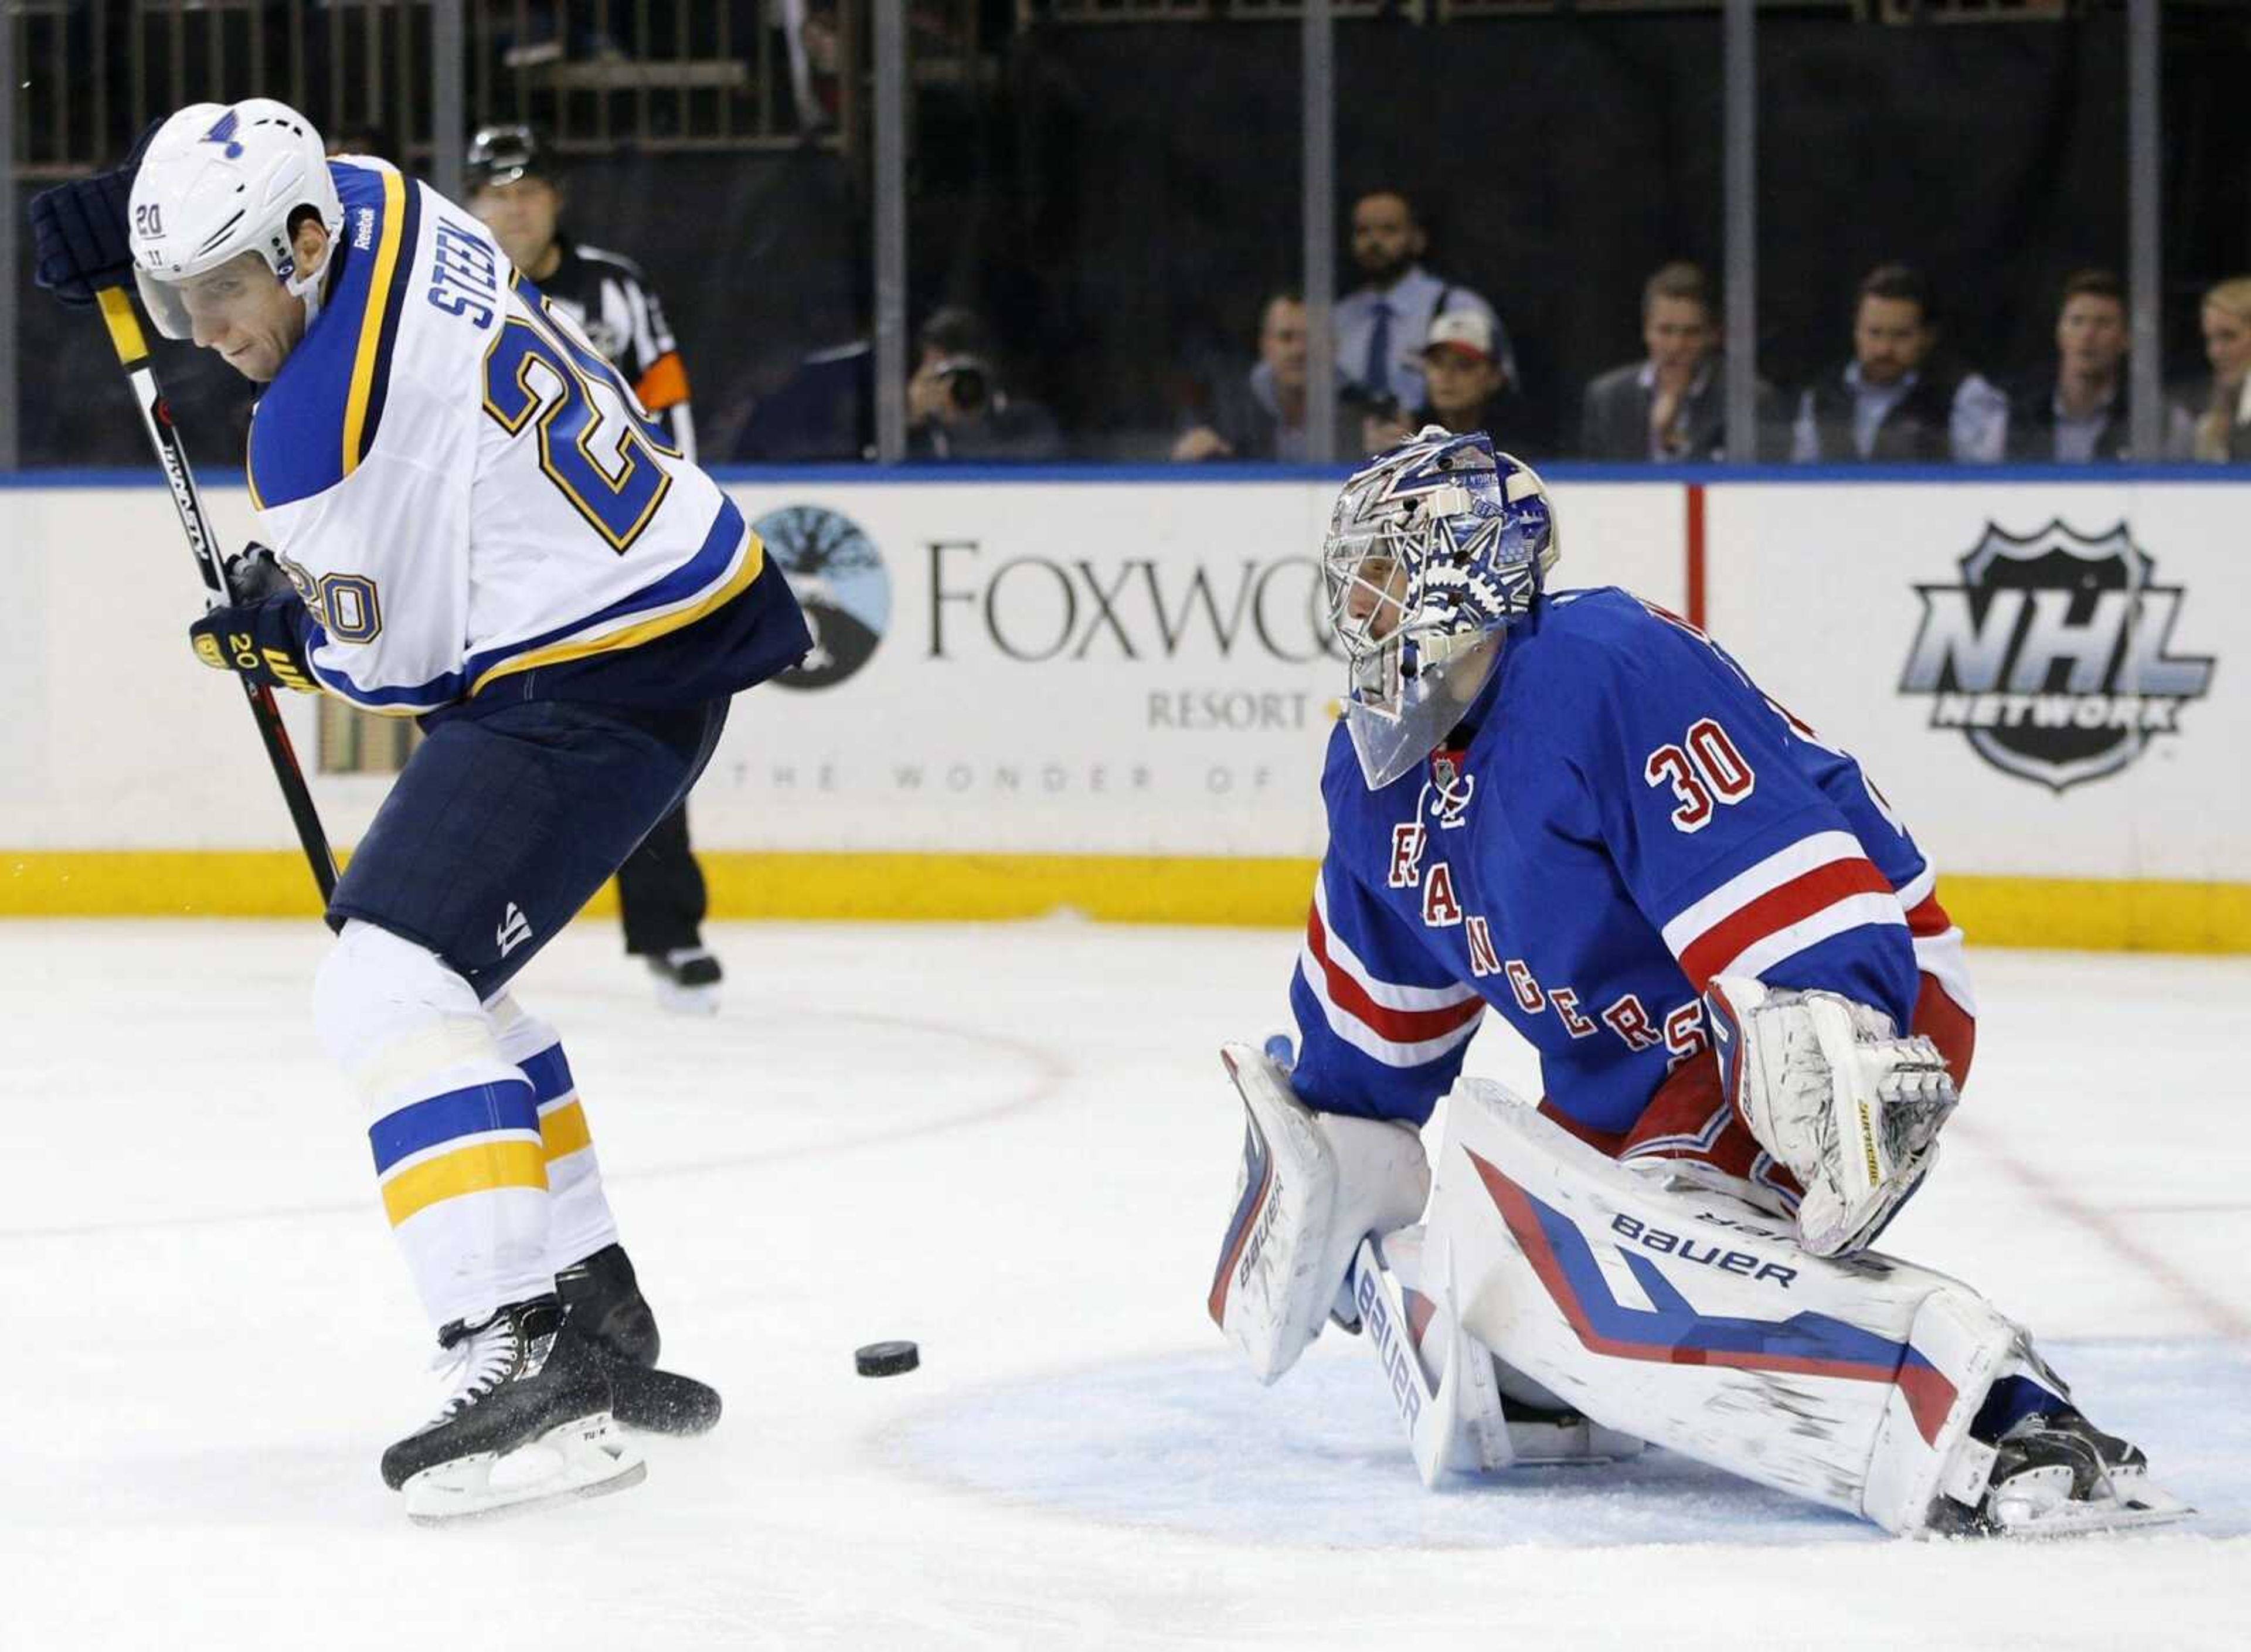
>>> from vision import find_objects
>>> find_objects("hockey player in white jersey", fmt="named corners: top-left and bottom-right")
top-left (1206, 427), bottom-right (2185, 1537)
top-left (35, 98), bottom-right (811, 1521)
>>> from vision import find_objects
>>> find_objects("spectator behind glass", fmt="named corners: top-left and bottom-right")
top-left (2184, 277), bottom-right (2251, 463)
top-left (2007, 270), bottom-right (2130, 463)
top-left (1335, 190), bottom-right (1513, 419)
top-left (906, 307), bottom-right (1062, 461)
top-left (1362, 310), bottom-right (1512, 451)
top-left (1791, 263), bottom-right (2008, 464)
top-left (1172, 292), bottom-right (1365, 463)
top-left (1580, 261), bottom-right (1774, 461)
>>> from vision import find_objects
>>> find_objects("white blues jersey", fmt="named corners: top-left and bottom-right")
top-left (1290, 588), bottom-right (1973, 1136)
top-left (247, 158), bottom-right (795, 716)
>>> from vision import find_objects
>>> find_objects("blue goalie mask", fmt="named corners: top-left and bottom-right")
top-left (1322, 427), bottom-right (1559, 788)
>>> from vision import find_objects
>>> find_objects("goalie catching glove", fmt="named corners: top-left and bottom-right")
top-left (188, 545), bottom-right (319, 694)
top-left (1704, 975), bottom-right (1957, 1257)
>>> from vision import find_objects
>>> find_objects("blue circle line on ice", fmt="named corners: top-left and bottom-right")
top-left (0, 1006), bottom-right (1069, 1243)
top-left (882, 1338), bottom-right (2250, 1549)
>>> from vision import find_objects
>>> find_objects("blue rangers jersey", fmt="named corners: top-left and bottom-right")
top-left (246, 157), bottom-right (804, 716)
top-left (1289, 587), bottom-right (1973, 1136)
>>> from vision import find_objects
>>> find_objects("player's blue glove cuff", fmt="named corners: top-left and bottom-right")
top-left (189, 590), bottom-right (319, 694)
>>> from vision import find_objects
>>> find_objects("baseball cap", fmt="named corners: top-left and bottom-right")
top-left (1420, 310), bottom-right (1496, 363)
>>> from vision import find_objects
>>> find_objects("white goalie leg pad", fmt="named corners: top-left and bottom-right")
top-left (401, 1412), bottom-right (646, 1526)
top-left (1705, 975), bottom-right (1957, 1257)
top-left (1207, 1043), bottom-right (1430, 1385)
top-left (1427, 1075), bottom-right (2039, 1535)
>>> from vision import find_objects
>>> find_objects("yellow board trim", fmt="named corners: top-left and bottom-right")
top-left (96, 287), bottom-right (150, 363)
top-left (539, 1100), bottom-right (592, 1162)
top-left (4, 852), bottom-right (2250, 953)
top-left (380, 1138), bottom-right (548, 1226)
top-left (467, 530), bottom-right (767, 697)
top-left (340, 168), bottom-right (409, 478)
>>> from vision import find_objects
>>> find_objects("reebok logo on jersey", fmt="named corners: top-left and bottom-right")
top-left (497, 903), bottom-right (533, 958)
top-left (1900, 522), bottom-right (2214, 792)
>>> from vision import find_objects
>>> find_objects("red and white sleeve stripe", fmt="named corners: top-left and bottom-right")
top-left (1298, 877), bottom-right (1484, 1069)
top-left (1893, 861), bottom-right (1977, 1016)
top-left (1660, 830), bottom-right (1908, 990)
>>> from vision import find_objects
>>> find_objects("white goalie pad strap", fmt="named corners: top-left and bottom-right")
top-left (1704, 975), bottom-right (1957, 1257)
top-left (1208, 1043), bottom-right (1430, 1385)
top-left (1362, 1225), bottom-right (1643, 1485)
top-left (1349, 1226), bottom-right (1512, 1486)
top-left (1428, 1076), bottom-right (2021, 1535)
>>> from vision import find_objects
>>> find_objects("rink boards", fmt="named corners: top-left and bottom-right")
top-left (1, 468), bottom-right (2246, 949)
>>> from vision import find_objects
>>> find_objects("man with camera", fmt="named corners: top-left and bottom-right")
top-left (906, 307), bottom-right (1063, 460)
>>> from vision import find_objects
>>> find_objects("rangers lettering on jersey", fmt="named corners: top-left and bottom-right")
top-left (1285, 589), bottom-right (1970, 1137)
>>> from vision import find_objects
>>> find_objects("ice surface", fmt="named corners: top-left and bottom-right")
top-left (1, 920), bottom-right (2246, 1650)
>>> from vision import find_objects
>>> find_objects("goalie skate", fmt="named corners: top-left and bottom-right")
top-left (1937, 1412), bottom-right (2192, 1539)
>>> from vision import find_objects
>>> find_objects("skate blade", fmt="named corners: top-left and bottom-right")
top-left (1987, 1477), bottom-right (2195, 1539)
top-left (1503, 1418), bottom-right (1646, 1467)
top-left (403, 1412), bottom-right (646, 1527)
top-left (654, 979), bottom-right (721, 1017)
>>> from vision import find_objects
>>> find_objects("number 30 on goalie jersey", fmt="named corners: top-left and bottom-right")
top-left (481, 277), bottom-right (680, 555)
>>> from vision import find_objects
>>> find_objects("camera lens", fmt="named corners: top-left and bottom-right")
top-left (947, 366), bottom-right (989, 413)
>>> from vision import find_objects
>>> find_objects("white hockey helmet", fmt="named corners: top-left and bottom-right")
top-left (127, 98), bottom-right (344, 339)
top-left (1323, 427), bottom-right (1560, 789)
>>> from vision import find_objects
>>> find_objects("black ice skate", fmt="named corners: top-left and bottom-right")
top-left (382, 1294), bottom-right (644, 1525)
top-left (1941, 1409), bottom-right (2189, 1537)
top-left (556, 1243), bottom-right (723, 1436)
top-left (647, 947), bottom-right (723, 1016)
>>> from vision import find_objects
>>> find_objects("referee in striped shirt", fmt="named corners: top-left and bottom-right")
top-left (467, 124), bottom-right (722, 1013)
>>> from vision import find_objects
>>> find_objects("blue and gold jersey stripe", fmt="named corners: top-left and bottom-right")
top-left (342, 167), bottom-right (419, 479)
top-left (246, 161), bottom-right (423, 512)
top-left (302, 497), bottom-right (764, 713)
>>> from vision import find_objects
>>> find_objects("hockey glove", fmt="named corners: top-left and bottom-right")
top-left (28, 121), bottom-right (161, 308)
top-left (1704, 975), bottom-right (1957, 1257)
top-left (189, 548), bottom-right (319, 694)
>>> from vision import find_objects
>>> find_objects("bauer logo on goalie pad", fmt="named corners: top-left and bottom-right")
top-left (1356, 1268), bottom-right (1423, 1430)
top-left (1900, 521), bottom-right (2214, 793)
top-left (1609, 1213), bottom-right (1798, 1289)
top-left (1473, 1149), bottom-right (1959, 1447)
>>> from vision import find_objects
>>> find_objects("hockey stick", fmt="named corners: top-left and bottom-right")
top-left (92, 285), bottom-right (340, 903)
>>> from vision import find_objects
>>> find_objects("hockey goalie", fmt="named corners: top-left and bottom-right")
top-left (1205, 429), bottom-right (2186, 1538)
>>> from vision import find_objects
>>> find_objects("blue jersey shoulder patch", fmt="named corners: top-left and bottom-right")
top-left (247, 161), bottom-right (423, 511)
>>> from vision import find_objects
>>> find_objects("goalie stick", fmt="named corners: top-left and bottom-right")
top-left (91, 285), bottom-right (338, 902)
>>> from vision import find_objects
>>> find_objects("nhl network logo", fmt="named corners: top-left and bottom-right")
top-left (756, 504), bottom-right (889, 691)
top-left (1899, 521), bottom-right (2215, 793)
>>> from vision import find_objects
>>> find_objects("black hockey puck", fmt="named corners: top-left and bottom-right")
top-left (855, 1340), bottom-right (920, 1378)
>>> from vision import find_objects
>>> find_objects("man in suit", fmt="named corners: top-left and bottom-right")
top-left (1580, 263), bottom-right (1764, 461)
top-left (2007, 269), bottom-right (2130, 463)
top-left (1334, 191), bottom-right (1511, 419)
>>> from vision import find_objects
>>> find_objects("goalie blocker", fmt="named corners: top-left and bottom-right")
top-left (1210, 1046), bottom-right (2187, 1537)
